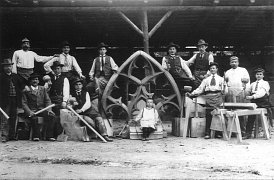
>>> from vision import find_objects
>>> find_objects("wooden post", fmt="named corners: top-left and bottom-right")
top-left (142, 10), bottom-right (149, 54)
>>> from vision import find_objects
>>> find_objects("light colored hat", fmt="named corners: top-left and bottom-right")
top-left (230, 56), bottom-right (239, 61)
top-left (22, 38), bottom-right (30, 43)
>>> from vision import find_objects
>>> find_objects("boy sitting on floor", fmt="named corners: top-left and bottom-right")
top-left (135, 98), bottom-right (160, 141)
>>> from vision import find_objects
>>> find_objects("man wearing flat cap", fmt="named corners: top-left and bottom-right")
top-left (12, 38), bottom-right (57, 83)
top-left (187, 39), bottom-right (214, 89)
top-left (88, 42), bottom-right (118, 96)
top-left (224, 56), bottom-right (250, 135)
top-left (22, 73), bottom-right (56, 141)
top-left (243, 68), bottom-right (273, 139)
top-left (162, 42), bottom-right (194, 89)
top-left (0, 59), bottom-right (24, 142)
top-left (188, 62), bottom-right (227, 139)
top-left (44, 41), bottom-right (85, 82)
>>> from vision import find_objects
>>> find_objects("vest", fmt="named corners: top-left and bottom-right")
top-left (71, 90), bottom-right (87, 110)
top-left (194, 52), bottom-right (210, 71)
top-left (49, 75), bottom-right (65, 98)
top-left (251, 94), bottom-right (271, 108)
top-left (94, 56), bottom-right (113, 80)
top-left (165, 55), bottom-right (188, 79)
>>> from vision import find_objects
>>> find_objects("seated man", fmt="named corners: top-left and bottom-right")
top-left (135, 98), bottom-right (160, 141)
top-left (244, 68), bottom-right (272, 139)
top-left (22, 73), bottom-right (56, 141)
top-left (69, 78), bottom-right (113, 142)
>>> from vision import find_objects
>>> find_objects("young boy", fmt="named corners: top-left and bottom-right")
top-left (70, 78), bottom-right (113, 142)
top-left (244, 68), bottom-right (272, 139)
top-left (88, 42), bottom-right (118, 95)
top-left (187, 62), bottom-right (226, 139)
top-left (187, 39), bottom-right (214, 89)
top-left (162, 42), bottom-right (194, 89)
top-left (135, 98), bottom-right (160, 141)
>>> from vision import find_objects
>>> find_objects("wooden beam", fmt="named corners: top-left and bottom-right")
top-left (1, 6), bottom-right (274, 13)
top-left (148, 10), bottom-right (173, 38)
top-left (118, 11), bottom-right (143, 36)
top-left (142, 10), bottom-right (149, 53)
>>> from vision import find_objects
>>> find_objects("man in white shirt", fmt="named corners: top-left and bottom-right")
top-left (12, 38), bottom-right (57, 82)
top-left (225, 56), bottom-right (250, 135)
top-left (162, 42), bottom-right (194, 90)
top-left (44, 41), bottom-right (85, 82)
top-left (88, 42), bottom-right (118, 96)
top-left (188, 62), bottom-right (226, 139)
top-left (244, 68), bottom-right (272, 139)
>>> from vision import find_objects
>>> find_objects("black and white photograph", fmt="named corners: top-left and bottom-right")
top-left (0, 0), bottom-right (274, 179)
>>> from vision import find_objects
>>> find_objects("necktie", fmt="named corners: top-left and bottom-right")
top-left (64, 55), bottom-right (68, 67)
top-left (255, 81), bottom-right (259, 91)
top-left (210, 75), bottom-right (216, 86)
top-left (101, 56), bottom-right (104, 70)
top-left (55, 75), bottom-right (59, 80)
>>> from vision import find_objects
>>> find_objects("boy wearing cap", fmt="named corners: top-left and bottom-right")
top-left (44, 41), bottom-right (85, 82)
top-left (22, 73), bottom-right (56, 141)
top-left (88, 42), bottom-right (118, 95)
top-left (224, 56), bottom-right (250, 135)
top-left (244, 68), bottom-right (272, 139)
top-left (162, 42), bottom-right (194, 89)
top-left (12, 38), bottom-right (57, 82)
top-left (187, 39), bottom-right (214, 89)
top-left (70, 78), bottom-right (113, 142)
top-left (187, 62), bottom-right (226, 139)
top-left (0, 59), bottom-right (24, 142)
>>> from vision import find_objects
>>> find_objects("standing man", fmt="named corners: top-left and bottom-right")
top-left (225, 56), bottom-right (250, 136)
top-left (187, 63), bottom-right (226, 139)
top-left (0, 59), bottom-right (24, 142)
top-left (70, 78), bottom-right (113, 142)
top-left (48, 61), bottom-right (70, 138)
top-left (88, 42), bottom-right (118, 96)
top-left (22, 73), bottom-right (56, 141)
top-left (187, 39), bottom-right (214, 89)
top-left (162, 42), bottom-right (194, 89)
top-left (44, 41), bottom-right (85, 82)
top-left (12, 38), bottom-right (57, 83)
top-left (244, 68), bottom-right (272, 139)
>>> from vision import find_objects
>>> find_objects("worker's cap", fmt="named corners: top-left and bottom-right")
top-left (29, 73), bottom-right (40, 80)
top-left (230, 56), bottom-right (239, 62)
top-left (208, 62), bottom-right (219, 69)
top-left (254, 68), bottom-right (265, 73)
top-left (22, 38), bottom-right (30, 43)
top-left (197, 39), bottom-right (208, 46)
top-left (166, 42), bottom-right (180, 50)
top-left (97, 42), bottom-right (109, 50)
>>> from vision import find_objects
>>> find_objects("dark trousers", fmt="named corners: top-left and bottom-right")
top-left (52, 105), bottom-right (64, 138)
top-left (0, 97), bottom-right (17, 140)
top-left (142, 127), bottom-right (155, 138)
top-left (246, 115), bottom-right (256, 136)
top-left (30, 111), bottom-right (56, 139)
top-left (205, 108), bottom-right (213, 136)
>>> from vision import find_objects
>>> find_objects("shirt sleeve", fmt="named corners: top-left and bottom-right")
top-left (135, 109), bottom-right (144, 122)
top-left (162, 57), bottom-right (168, 69)
top-left (253, 81), bottom-right (270, 99)
top-left (192, 79), bottom-right (206, 95)
top-left (12, 51), bottom-right (18, 74)
top-left (243, 68), bottom-right (251, 88)
top-left (34, 52), bottom-right (53, 63)
top-left (63, 78), bottom-right (70, 102)
top-left (109, 57), bottom-right (118, 71)
top-left (72, 56), bottom-right (82, 75)
top-left (154, 109), bottom-right (159, 124)
top-left (44, 57), bottom-right (57, 74)
top-left (186, 54), bottom-right (197, 66)
top-left (80, 92), bottom-right (91, 112)
top-left (208, 53), bottom-right (214, 64)
top-left (89, 59), bottom-right (96, 78)
top-left (180, 57), bottom-right (193, 78)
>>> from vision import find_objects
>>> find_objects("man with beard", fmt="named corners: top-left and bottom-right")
top-left (12, 38), bottom-right (57, 84)
top-left (44, 41), bottom-right (85, 82)
top-left (0, 59), bottom-right (24, 142)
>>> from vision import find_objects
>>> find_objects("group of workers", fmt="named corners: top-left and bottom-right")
top-left (0, 38), bottom-right (272, 142)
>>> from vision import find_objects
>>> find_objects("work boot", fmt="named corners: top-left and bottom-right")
top-left (103, 136), bottom-right (113, 142)
top-left (242, 134), bottom-right (251, 140)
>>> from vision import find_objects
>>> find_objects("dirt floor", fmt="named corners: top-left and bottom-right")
top-left (1, 125), bottom-right (274, 179)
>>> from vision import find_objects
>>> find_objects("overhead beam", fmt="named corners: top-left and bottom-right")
top-left (148, 10), bottom-right (173, 38)
top-left (118, 11), bottom-right (143, 36)
top-left (142, 10), bottom-right (149, 53)
top-left (1, 6), bottom-right (274, 13)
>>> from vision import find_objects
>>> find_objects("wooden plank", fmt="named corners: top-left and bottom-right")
top-left (148, 10), bottom-right (173, 38)
top-left (118, 11), bottom-right (143, 36)
top-left (230, 109), bottom-right (267, 117)
top-left (260, 111), bottom-right (270, 140)
top-left (223, 102), bottom-right (257, 110)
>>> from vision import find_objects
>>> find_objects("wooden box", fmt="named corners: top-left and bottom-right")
top-left (129, 124), bottom-right (163, 140)
top-left (191, 117), bottom-right (206, 137)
